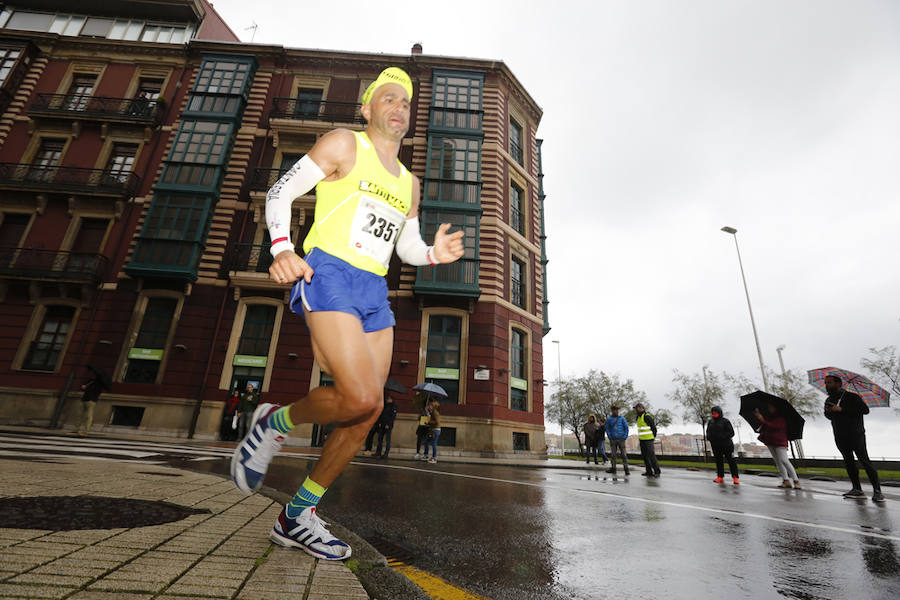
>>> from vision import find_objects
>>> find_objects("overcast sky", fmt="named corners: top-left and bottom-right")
top-left (210, 0), bottom-right (900, 457)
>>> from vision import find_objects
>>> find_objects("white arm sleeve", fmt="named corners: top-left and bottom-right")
top-left (265, 155), bottom-right (326, 257)
top-left (395, 216), bottom-right (437, 266)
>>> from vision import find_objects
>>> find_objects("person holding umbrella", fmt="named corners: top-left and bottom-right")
top-left (823, 374), bottom-right (884, 502)
top-left (754, 402), bottom-right (800, 489)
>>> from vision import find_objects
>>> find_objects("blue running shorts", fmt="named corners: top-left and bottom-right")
top-left (289, 248), bottom-right (395, 333)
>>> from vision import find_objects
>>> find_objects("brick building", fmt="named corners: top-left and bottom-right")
top-left (0, 0), bottom-right (550, 456)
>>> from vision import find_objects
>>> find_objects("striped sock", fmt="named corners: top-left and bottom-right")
top-left (267, 405), bottom-right (294, 435)
top-left (285, 477), bottom-right (326, 518)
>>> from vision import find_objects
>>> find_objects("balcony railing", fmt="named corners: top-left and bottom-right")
top-left (0, 163), bottom-right (141, 198)
top-left (249, 167), bottom-right (290, 191)
top-left (29, 93), bottom-right (163, 125)
top-left (0, 247), bottom-right (108, 284)
top-left (225, 243), bottom-right (273, 275)
top-left (269, 98), bottom-right (365, 124)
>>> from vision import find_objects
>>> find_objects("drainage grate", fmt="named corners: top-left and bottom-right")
top-left (0, 496), bottom-right (210, 531)
top-left (366, 536), bottom-right (418, 564)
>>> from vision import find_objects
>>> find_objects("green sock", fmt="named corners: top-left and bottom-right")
top-left (286, 477), bottom-right (326, 518)
top-left (268, 405), bottom-right (294, 435)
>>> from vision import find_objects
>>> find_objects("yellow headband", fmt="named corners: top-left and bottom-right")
top-left (362, 67), bottom-right (413, 104)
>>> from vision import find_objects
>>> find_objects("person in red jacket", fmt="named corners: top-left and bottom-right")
top-left (754, 403), bottom-right (799, 489)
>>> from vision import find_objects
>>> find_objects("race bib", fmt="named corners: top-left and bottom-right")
top-left (349, 196), bottom-right (405, 267)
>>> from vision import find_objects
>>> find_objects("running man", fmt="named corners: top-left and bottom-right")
top-left (231, 67), bottom-right (464, 560)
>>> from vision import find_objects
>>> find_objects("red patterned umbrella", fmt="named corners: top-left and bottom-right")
top-left (807, 367), bottom-right (890, 408)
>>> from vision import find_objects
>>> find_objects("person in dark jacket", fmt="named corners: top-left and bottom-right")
top-left (374, 395), bottom-right (398, 458)
top-left (604, 406), bottom-right (630, 476)
top-left (824, 374), bottom-right (883, 502)
top-left (583, 414), bottom-right (601, 465)
top-left (77, 375), bottom-right (104, 436)
top-left (706, 405), bottom-right (739, 484)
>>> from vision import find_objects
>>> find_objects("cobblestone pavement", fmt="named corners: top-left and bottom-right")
top-left (0, 460), bottom-right (370, 599)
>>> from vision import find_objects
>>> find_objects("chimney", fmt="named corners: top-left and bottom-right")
top-left (411, 43), bottom-right (423, 55)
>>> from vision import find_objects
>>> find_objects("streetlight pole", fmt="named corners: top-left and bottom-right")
top-left (552, 339), bottom-right (563, 455)
top-left (721, 226), bottom-right (769, 393)
top-left (776, 344), bottom-right (786, 376)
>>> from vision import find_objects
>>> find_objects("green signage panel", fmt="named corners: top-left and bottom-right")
top-left (128, 347), bottom-right (163, 361)
top-left (233, 355), bottom-right (268, 367)
top-left (425, 367), bottom-right (459, 380)
top-left (511, 377), bottom-right (528, 391)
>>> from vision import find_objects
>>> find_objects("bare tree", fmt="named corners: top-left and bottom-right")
top-left (544, 377), bottom-right (589, 454)
top-left (726, 367), bottom-right (820, 418)
top-left (667, 367), bottom-right (725, 450)
top-left (861, 345), bottom-right (900, 402)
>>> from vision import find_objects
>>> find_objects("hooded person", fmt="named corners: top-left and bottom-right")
top-left (706, 405), bottom-right (739, 484)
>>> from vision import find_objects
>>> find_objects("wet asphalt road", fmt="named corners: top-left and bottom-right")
top-left (194, 456), bottom-right (900, 600)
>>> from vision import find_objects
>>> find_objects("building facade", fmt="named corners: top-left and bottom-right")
top-left (0, 0), bottom-right (551, 457)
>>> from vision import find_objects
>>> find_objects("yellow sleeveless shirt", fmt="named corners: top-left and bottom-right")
top-left (302, 131), bottom-right (413, 276)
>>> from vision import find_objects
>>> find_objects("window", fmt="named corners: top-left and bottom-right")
top-left (295, 88), bottom-right (322, 118)
top-left (28, 139), bottom-right (64, 182)
top-left (510, 119), bottom-right (524, 164)
top-left (437, 427), bottom-right (457, 447)
top-left (123, 297), bottom-right (177, 383)
top-left (0, 213), bottom-right (30, 247)
top-left (131, 194), bottom-right (212, 270)
top-left (424, 137), bottom-right (481, 205)
top-left (6, 11), bottom-right (54, 32)
top-left (64, 75), bottom-right (95, 111)
top-left (105, 143), bottom-right (138, 183)
top-left (80, 17), bottom-right (112, 38)
top-left (511, 256), bottom-right (526, 309)
top-left (425, 314), bottom-right (461, 404)
top-left (137, 78), bottom-right (163, 102)
top-left (510, 182), bottom-right (525, 235)
top-left (23, 306), bottom-right (75, 371)
top-left (510, 328), bottom-right (527, 411)
top-left (417, 210), bottom-right (479, 291)
top-left (513, 432), bottom-right (530, 451)
top-left (0, 48), bottom-right (22, 87)
top-left (237, 305), bottom-right (276, 357)
top-left (169, 121), bottom-right (231, 164)
top-left (194, 60), bottom-right (250, 95)
top-left (65, 217), bottom-right (107, 274)
top-left (431, 72), bottom-right (482, 130)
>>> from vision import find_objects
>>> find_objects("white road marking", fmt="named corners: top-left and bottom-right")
top-left (350, 461), bottom-right (900, 542)
top-left (0, 442), bottom-right (157, 458)
top-left (0, 450), bottom-right (166, 464)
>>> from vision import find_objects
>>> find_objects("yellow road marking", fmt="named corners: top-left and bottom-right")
top-left (386, 558), bottom-right (490, 600)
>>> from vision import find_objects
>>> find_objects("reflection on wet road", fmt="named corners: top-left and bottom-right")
top-left (196, 457), bottom-right (900, 599)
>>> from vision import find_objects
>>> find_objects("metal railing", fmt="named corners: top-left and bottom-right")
top-left (0, 163), bottom-right (141, 198)
top-left (225, 243), bottom-right (274, 275)
top-left (0, 247), bottom-right (108, 284)
top-left (269, 98), bottom-right (365, 124)
top-left (29, 93), bottom-right (163, 124)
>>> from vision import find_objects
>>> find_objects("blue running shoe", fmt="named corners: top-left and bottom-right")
top-left (231, 403), bottom-right (285, 494)
top-left (270, 506), bottom-right (352, 560)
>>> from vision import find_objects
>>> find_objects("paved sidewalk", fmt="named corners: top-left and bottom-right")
top-left (0, 459), bottom-right (370, 600)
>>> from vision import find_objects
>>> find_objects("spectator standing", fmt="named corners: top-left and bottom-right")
top-left (823, 374), bottom-right (884, 502)
top-left (77, 375), bottom-right (104, 436)
top-left (374, 395), bottom-right (398, 458)
top-left (583, 414), bottom-right (601, 465)
top-left (596, 416), bottom-right (609, 463)
top-left (604, 405), bottom-right (630, 476)
top-left (414, 401), bottom-right (432, 460)
top-left (236, 383), bottom-right (260, 440)
top-left (754, 403), bottom-right (800, 489)
top-left (221, 389), bottom-right (241, 441)
top-left (425, 399), bottom-right (441, 464)
top-left (706, 405), bottom-right (740, 484)
top-left (634, 403), bottom-right (661, 478)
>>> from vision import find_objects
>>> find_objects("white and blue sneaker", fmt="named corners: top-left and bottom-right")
top-left (231, 403), bottom-right (285, 494)
top-left (270, 506), bottom-right (352, 560)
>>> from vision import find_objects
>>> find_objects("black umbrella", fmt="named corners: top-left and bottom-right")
top-left (739, 390), bottom-right (805, 441)
top-left (384, 377), bottom-right (406, 394)
top-left (87, 365), bottom-right (112, 390)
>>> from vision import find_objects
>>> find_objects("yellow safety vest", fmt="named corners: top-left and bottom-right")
top-left (637, 413), bottom-right (654, 440)
top-left (302, 131), bottom-right (413, 276)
